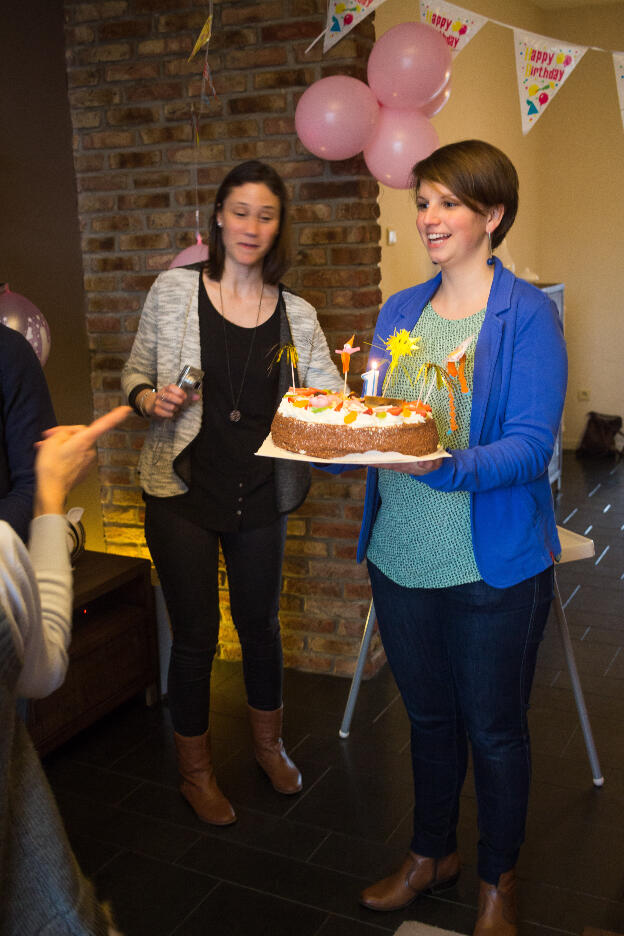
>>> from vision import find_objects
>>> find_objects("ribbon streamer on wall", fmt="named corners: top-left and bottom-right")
top-left (169, 7), bottom-right (216, 268)
top-left (309, 1), bottom-right (624, 133)
top-left (188, 6), bottom-right (217, 109)
top-left (419, 0), bottom-right (487, 56)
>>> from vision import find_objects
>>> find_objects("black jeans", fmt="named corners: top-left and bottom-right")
top-left (145, 498), bottom-right (287, 736)
top-left (368, 560), bottom-right (553, 885)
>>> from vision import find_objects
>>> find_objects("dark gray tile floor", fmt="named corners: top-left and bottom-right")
top-left (43, 451), bottom-right (624, 936)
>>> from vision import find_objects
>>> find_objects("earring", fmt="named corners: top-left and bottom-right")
top-left (486, 231), bottom-right (494, 266)
top-left (217, 221), bottom-right (223, 228)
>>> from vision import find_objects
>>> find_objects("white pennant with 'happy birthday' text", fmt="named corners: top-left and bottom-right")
top-left (419, 0), bottom-right (487, 56)
top-left (514, 29), bottom-right (587, 134)
top-left (323, 0), bottom-right (386, 53)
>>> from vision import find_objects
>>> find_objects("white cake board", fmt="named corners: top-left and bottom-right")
top-left (255, 433), bottom-right (450, 465)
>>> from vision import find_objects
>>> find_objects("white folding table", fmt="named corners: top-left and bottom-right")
top-left (339, 525), bottom-right (604, 787)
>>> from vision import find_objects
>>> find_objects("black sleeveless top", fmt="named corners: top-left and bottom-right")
top-left (148, 278), bottom-right (281, 532)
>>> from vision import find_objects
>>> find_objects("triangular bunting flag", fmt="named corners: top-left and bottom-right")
top-left (323, 0), bottom-right (388, 53)
top-left (188, 14), bottom-right (212, 63)
top-left (514, 29), bottom-right (587, 134)
top-left (419, 1), bottom-right (487, 56)
top-left (613, 52), bottom-right (624, 130)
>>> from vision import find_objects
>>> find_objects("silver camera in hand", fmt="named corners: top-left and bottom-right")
top-left (175, 364), bottom-right (204, 392)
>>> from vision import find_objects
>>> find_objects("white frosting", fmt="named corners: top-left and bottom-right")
top-left (277, 394), bottom-right (428, 429)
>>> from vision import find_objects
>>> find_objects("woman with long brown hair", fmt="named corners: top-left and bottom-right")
top-left (122, 160), bottom-right (341, 826)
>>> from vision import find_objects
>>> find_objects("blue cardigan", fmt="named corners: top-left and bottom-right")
top-left (347, 259), bottom-right (567, 588)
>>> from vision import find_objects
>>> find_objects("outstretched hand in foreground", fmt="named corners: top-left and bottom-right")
top-left (34, 406), bottom-right (132, 517)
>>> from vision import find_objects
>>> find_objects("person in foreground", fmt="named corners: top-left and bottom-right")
top-left (121, 160), bottom-right (342, 825)
top-left (356, 141), bottom-right (567, 935)
top-left (0, 321), bottom-right (57, 542)
top-left (1, 405), bottom-right (130, 935)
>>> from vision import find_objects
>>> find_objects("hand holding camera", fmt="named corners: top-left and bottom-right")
top-left (137, 364), bottom-right (203, 421)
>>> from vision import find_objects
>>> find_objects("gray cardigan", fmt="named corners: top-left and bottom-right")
top-left (121, 268), bottom-right (343, 514)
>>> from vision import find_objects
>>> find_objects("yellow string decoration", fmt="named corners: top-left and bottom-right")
top-left (415, 361), bottom-right (460, 434)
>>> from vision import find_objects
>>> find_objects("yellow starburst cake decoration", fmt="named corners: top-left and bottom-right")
top-left (381, 328), bottom-right (422, 394)
top-left (268, 342), bottom-right (299, 388)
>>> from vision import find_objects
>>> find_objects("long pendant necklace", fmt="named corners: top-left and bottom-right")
top-left (219, 280), bottom-right (264, 423)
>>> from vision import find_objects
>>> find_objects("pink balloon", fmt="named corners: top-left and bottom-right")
top-left (363, 108), bottom-right (439, 190)
top-left (0, 283), bottom-right (51, 365)
top-left (169, 235), bottom-right (209, 269)
top-left (295, 76), bottom-right (380, 160)
top-left (368, 23), bottom-right (452, 110)
top-left (420, 78), bottom-right (452, 118)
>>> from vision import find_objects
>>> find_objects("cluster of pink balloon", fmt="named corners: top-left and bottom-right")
top-left (295, 23), bottom-right (452, 189)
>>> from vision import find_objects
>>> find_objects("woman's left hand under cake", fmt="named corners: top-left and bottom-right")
top-left (270, 387), bottom-right (440, 460)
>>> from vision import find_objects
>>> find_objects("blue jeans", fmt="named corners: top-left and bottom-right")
top-left (367, 561), bottom-right (553, 885)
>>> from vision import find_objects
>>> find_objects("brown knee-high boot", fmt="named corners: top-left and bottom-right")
top-left (248, 705), bottom-right (302, 794)
top-left (174, 730), bottom-right (236, 825)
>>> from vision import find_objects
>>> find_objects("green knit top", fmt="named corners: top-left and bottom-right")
top-left (367, 301), bottom-right (486, 588)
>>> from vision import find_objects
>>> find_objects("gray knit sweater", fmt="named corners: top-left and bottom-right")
top-left (121, 268), bottom-right (343, 513)
top-left (0, 564), bottom-right (114, 934)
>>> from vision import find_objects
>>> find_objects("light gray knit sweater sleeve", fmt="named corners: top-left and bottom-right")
top-left (1, 516), bottom-right (73, 699)
top-left (121, 274), bottom-right (161, 397)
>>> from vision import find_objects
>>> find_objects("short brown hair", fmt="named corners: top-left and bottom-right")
top-left (205, 160), bottom-right (291, 284)
top-left (411, 140), bottom-right (519, 249)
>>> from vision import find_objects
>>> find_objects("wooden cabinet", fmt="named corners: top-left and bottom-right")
top-left (538, 283), bottom-right (565, 491)
top-left (28, 551), bottom-right (159, 756)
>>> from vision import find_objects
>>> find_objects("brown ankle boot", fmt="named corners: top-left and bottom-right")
top-left (248, 704), bottom-right (302, 794)
top-left (174, 730), bottom-right (236, 826)
top-left (360, 851), bottom-right (460, 912)
top-left (473, 869), bottom-right (518, 936)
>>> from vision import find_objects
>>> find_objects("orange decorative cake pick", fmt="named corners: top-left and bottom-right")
top-left (335, 335), bottom-right (360, 397)
top-left (446, 335), bottom-right (474, 395)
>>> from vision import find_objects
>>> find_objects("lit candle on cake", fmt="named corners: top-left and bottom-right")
top-left (362, 360), bottom-right (379, 397)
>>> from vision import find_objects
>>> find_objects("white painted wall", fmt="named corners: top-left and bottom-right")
top-left (375, 0), bottom-right (624, 448)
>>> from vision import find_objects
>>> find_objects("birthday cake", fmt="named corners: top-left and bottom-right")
top-left (270, 388), bottom-right (440, 459)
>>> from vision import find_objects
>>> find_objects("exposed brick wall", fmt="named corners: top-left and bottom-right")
top-left (64, 0), bottom-right (385, 678)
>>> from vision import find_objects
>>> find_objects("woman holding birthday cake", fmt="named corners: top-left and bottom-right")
top-left (121, 160), bottom-right (341, 825)
top-left (351, 141), bottom-right (567, 936)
